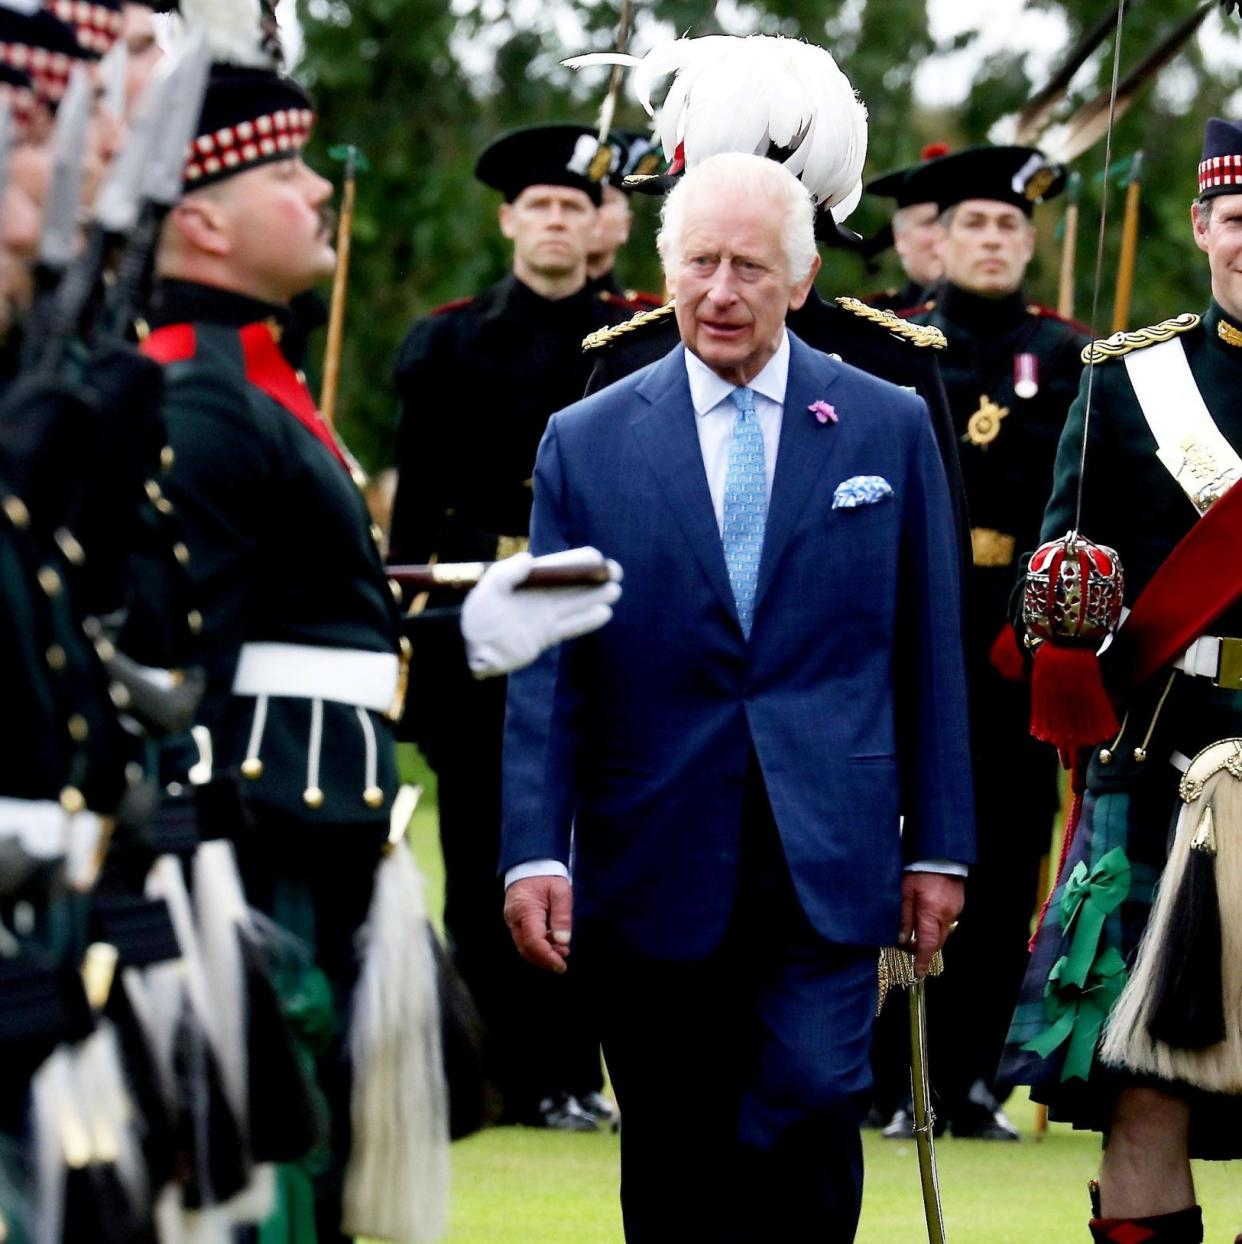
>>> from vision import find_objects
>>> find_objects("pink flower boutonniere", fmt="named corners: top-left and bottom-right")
top-left (809, 400), bottom-right (838, 424)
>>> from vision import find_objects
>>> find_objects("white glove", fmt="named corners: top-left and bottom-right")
top-left (460, 547), bottom-right (623, 678)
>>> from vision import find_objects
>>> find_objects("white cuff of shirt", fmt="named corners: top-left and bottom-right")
top-left (904, 859), bottom-right (968, 877)
top-left (505, 859), bottom-right (569, 889)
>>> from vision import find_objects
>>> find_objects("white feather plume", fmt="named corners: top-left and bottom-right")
top-left (176, 0), bottom-right (274, 68)
top-left (564, 34), bottom-right (868, 212)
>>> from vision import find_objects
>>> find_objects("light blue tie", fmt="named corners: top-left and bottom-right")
top-left (721, 386), bottom-right (767, 637)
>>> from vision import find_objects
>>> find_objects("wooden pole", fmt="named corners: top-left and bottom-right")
top-left (1111, 151), bottom-right (1143, 334)
top-left (320, 145), bottom-right (358, 426)
top-left (1057, 172), bottom-right (1081, 321)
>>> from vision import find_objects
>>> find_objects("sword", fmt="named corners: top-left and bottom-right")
top-left (877, 945), bottom-right (947, 1244)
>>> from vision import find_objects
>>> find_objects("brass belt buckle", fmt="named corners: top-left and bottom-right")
top-left (1215, 637), bottom-right (1242, 690)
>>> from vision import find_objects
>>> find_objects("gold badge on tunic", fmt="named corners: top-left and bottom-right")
top-left (965, 394), bottom-right (1010, 447)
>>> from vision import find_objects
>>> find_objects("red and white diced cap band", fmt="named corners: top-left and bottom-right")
top-left (1198, 153), bottom-right (1242, 196)
top-left (184, 107), bottom-right (316, 183)
top-left (44, 1), bottom-right (123, 57)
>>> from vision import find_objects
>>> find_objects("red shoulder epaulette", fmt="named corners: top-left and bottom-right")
top-left (896, 301), bottom-right (934, 319)
top-left (430, 296), bottom-right (474, 316)
top-left (140, 323), bottom-right (197, 364)
top-left (1026, 302), bottom-right (1092, 338)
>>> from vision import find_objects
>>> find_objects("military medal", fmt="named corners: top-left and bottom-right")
top-left (965, 394), bottom-right (1010, 447)
top-left (1013, 352), bottom-right (1039, 399)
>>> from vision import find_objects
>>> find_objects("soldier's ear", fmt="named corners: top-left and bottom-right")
top-left (1191, 202), bottom-right (1211, 255)
top-left (498, 201), bottom-right (516, 241)
top-left (170, 196), bottom-right (233, 258)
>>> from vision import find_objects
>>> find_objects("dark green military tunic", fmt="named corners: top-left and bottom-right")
top-left (1004, 301), bottom-right (1242, 1157)
top-left (904, 282), bottom-right (1088, 1127)
top-left (145, 280), bottom-right (403, 824)
top-left (388, 271), bottom-right (628, 1125)
top-left (143, 279), bottom-right (405, 1234)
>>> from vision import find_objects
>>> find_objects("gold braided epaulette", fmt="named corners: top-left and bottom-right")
top-left (1081, 313), bottom-right (1201, 364)
top-left (582, 300), bottom-right (677, 352)
top-left (835, 296), bottom-right (946, 349)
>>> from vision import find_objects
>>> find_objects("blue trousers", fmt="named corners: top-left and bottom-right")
top-left (577, 776), bottom-right (877, 1243)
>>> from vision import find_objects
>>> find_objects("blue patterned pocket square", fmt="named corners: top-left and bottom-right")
top-left (831, 475), bottom-right (894, 509)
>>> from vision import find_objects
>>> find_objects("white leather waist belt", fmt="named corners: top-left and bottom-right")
top-left (1173, 635), bottom-right (1242, 690)
top-left (232, 642), bottom-right (399, 714)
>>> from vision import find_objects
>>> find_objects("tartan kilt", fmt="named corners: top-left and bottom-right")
top-left (1000, 672), bottom-right (1242, 1159)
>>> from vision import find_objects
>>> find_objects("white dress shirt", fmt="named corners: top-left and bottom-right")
top-left (505, 333), bottom-right (965, 888)
top-left (686, 329), bottom-right (787, 533)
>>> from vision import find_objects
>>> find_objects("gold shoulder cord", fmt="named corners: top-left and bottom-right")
top-left (582, 300), bottom-right (678, 353)
top-left (1080, 312), bottom-right (1201, 364)
top-left (835, 296), bottom-right (947, 350)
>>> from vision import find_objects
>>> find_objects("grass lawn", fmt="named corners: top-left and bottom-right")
top-left (398, 746), bottom-right (1242, 1244)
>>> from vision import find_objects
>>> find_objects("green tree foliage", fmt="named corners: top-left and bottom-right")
top-left (296, 0), bottom-right (1242, 470)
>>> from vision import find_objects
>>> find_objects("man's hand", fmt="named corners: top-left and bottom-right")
top-left (899, 872), bottom-right (964, 977)
top-left (461, 547), bottom-right (622, 678)
top-left (504, 875), bottom-right (574, 974)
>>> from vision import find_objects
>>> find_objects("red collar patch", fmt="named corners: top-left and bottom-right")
top-left (238, 322), bottom-right (351, 473)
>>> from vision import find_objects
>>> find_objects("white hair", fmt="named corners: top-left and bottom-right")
top-left (656, 152), bottom-right (818, 284)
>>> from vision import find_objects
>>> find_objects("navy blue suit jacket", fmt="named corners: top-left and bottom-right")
top-left (501, 332), bottom-right (975, 960)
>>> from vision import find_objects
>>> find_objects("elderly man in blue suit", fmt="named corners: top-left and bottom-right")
top-left (501, 152), bottom-right (975, 1243)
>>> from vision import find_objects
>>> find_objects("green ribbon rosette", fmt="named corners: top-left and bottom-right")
top-left (1022, 846), bottom-right (1131, 1081)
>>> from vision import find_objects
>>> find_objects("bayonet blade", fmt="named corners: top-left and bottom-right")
top-left (38, 63), bottom-right (92, 271)
top-left (98, 35), bottom-right (128, 121)
top-left (140, 30), bottom-right (210, 208)
top-left (93, 67), bottom-right (173, 234)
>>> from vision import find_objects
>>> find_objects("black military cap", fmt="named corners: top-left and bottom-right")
top-left (865, 142), bottom-right (950, 207)
top-left (43, 0), bottom-right (122, 57)
top-left (599, 128), bottom-right (663, 192)
top-left (185, 65), bottom-right (314, 188)
top-left (908, 144), bottom-right (1067, 216)
top-left (1198, 117), bottom-right (1242, 200)
top-left (475, 123), bottom-right (605, 206)
top-left (0, 4), bottom-right (89, 106)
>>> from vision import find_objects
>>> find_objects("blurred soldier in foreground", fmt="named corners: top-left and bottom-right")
top-left (892, 145), bottom-right (1088, 1141)
top-left (861, 142), bottom-right (949, 313)
top-left (388, 123), bottom-right (629, 1132)
top-left (1004, 116), bottom-right (1242, 1244)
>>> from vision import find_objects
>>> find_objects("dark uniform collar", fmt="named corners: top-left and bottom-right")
top-left (1204, 298), bottom-right (1242, 354)
top-left (148, 278), bottom-right (292, 335)
top-left (937, 282), bottom-right (1028, 335)
top-left (498, 271), bottom-right (603, 322)
top-left (146, 281), bottom-right (308, 360)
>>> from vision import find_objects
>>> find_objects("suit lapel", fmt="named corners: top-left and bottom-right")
top-left (755, 334), bottom-right (844, 610)
top-left (631, 347), bottom-right (740, 625)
